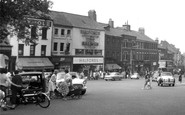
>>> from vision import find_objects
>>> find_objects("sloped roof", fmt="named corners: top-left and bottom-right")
top-left (50, 11), bottom-right (104, 30)
top-left (98, 23), bottom-right (155, 42)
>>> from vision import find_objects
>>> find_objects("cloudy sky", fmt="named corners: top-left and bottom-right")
top-left (50, 0), bottom-right (185, 53)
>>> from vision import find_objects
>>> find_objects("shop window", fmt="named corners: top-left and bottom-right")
top-left (18, 44), bottom-right (24, 56)
top-left (53, 42), bottom-right (58, 51)
top-left (42, 27), bottom-right (47, 39)
top-left (41, 45), bottom-right (46, 56)
top-left (30, 45), bottom-right (35, 56)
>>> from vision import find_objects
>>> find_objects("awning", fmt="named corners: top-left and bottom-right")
top-left (17, 58), bottom-right (54, 70)
top-left (106, 64), bottom-right (122, 70)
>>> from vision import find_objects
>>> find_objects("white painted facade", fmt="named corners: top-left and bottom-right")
top-left (52, 27), bottom-right (105, 57)
top-left (71, 28), bottom-right (105, 56)
top-left (52, 26), bottom-right (72, 56)
top-left (9, 19), bottom-right (53, 57)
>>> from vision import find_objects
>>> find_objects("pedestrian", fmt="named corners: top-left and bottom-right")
top-left (47, 70), bottom-right (58, 98)
top-left (179, 73), bottom-right (182, 83)
top-left (142, 71), bottom-right (152, 90)
top-left (11, 70), bottom-right (23, 109)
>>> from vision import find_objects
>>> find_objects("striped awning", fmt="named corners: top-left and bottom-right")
top-left (17, 58), bottom-right (54, 70)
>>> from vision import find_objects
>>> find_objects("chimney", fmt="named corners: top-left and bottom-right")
top-left (122, 21), bottom-right (130, 31)
top-left (155, 37), bottom-right (159, 43)
top-left (108, 18), bottom-right (114, 28)
top-left (138, 27), bottom-right (145, 34)
top-left (88, 10), bottom-right (97, 21)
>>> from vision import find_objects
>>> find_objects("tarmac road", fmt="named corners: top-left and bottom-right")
top-left (2, 76), bottom-right (185, 115)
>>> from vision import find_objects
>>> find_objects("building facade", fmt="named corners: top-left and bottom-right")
top-left (50, 10), bottom-right (105, 76)
top-left (9, 18), bottom-right (54, 71)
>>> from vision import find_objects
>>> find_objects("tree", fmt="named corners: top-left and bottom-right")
top-left (0, 0), bottom-right (53, 45)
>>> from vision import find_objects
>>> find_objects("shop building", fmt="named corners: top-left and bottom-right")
top-left (9, 18), bottom-right (54, 71)
top-left (50, 10), bottom-right (105, 74)
top-left (100, 20), bottom-right (158, 73)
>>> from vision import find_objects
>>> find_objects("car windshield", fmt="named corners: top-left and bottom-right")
top-left (161, 72), bottom-right (172, 76)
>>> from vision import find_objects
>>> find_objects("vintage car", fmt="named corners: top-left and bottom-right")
top-left (130, 72), bottom-right (140, 79)
top-left (19, 72), bottom-right (46, 92)
top-left (56, 72), bottom-right (87, 95)
top-left (104, 72), bottom-right (123, 81)
top-left (157, 72), bottom-right (175, 87)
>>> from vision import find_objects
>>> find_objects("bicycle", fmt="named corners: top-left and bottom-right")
top-left (2, 87), bottom-right (50, 109)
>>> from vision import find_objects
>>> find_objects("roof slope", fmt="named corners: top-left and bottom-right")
top-left (99, 23), bottom-right (155, 42)
top-left (50, 11), bottom-right (104, 30)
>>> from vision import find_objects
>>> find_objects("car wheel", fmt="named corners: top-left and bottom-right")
top-left (81, 89), bottom-right (86, 95)
top-left (172, 84), bottom-right (175, 87)
top-left (105, 79), bottom-right (107, 81)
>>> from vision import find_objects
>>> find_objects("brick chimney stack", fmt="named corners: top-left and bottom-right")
top-left (88, 10), bottom-right (97, 21)
top-left (108, 18), bottom-right (114, 28)
top-left (138, 27), bottom-right (145, 34)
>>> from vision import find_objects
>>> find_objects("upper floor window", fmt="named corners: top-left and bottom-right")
top-left (75, 49), bottom-right (84, 55)
top-left (54, 28), bottom-right (58, 35)
top-left (18, 44), bottom-right (24, 56)
top-left (53, 42), bottom-right (58, 51)
top-left (61, 29), bottom-right (65, 36)
top-left (60, 43), bottom-right (64, 51)
top-left (30, 45), bottom-right (35, 56)
top-left (42, 27), bottom-right (47, 40)
top-left (41, 45), bottom-right (46, 56)
top-left (67, 30), bottom-right (71, 36)
top-left (31, 26), bottom-right (36, 39)
top-left (85, 49), bottom-right (93, 55)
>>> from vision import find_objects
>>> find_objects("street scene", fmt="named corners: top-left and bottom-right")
top-left (1, 76), bottom-right (185, 115)
top-left (1, 0), bottom-right (185, 115)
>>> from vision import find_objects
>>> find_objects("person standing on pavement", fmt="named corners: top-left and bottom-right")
top-left (179, 73), bottom-right (182, 83)
top-left (47, 70), bottom-right (58, 98)
top-left (11, 70), bottom-right (23, 109)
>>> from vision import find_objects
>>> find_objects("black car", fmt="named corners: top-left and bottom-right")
top-left (19, 72), bottom-right (46, 92)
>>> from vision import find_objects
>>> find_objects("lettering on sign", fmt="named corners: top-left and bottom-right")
top-left (73, 57), bottom-right (103, 64)
top-left (27, 18), bottom-right (51, 27)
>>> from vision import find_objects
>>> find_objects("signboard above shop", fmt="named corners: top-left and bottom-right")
top-left (73, 57), bottom-right (103, 64)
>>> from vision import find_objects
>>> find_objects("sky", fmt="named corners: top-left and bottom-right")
top-left (50, 0), bottom-right (185, 53)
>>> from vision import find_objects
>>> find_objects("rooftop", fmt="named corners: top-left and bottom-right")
top-left (50, 11), bottom-right (104, 30)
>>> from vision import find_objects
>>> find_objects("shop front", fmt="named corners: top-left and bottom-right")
top-left (50, 56), bottom-right (73, 71)
top-left (73, 57), bottom-right (104, 78)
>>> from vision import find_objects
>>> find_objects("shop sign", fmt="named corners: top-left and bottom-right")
top-left (27, 18), bottom-right (51, 27)
top-left (159, 61), bottom-right (166, 68)
top-left (80, 30), bottom-right (100, 38)
top-left (73, 57), bottom-right (103, 64)
top-left (82, 41), bottom-right (98, 47)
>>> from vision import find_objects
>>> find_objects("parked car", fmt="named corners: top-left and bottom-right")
top-left (19, 72), bottom-right (46, 92)
top-left (104, 72), bottom-right (123, 81)
top-left (130, 72), bottom-right (140, 79)
top-left (157, 72), bottom-right (175, 87)
top-left (56, 72), bottom-right (87, 95)
top-left (69, 72), bottom-right (87, 95)
top-left (152, 71), bottom-right (160, 82)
